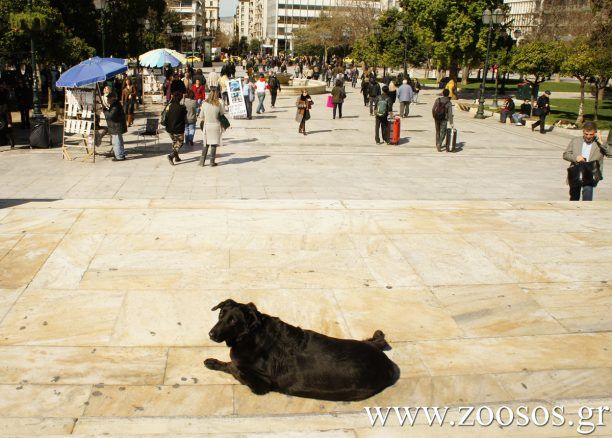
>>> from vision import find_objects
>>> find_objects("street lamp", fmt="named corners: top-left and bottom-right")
top-left (93, 0), bottom-right (107, 58)
top-left (475, 8), bottom-right (503, 119)
top-left (396, 22), bottom-right (408, 77)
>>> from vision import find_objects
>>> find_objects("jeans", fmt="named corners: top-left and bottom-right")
top-left (243, 95), bottom-right (252, 119)
top-left (399, 101), bottom-right (410, 117)
top-left (512, 113), bottom-right (527, 125)
top-left (500, 111), bottom-right (512, 123)
top-left (434, 119), bottom-right (448, 149)
top-left (333, 102), bottom-right (343, 119)
top-left (375, 115), bottom-right (389, 143)
top-left (184, 123), bottom-right (196, 143)
top-left (570, 185), bottom-right (594, 201)
top-left (256, 93), bottom-right (265, 113)
top-left (111, 133), bottom-right (125, 159)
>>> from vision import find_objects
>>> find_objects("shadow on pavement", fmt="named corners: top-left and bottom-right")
top-left (217, 155), bottom-right (270, 166)
top-left (0, 198), bottom-right (60, 209)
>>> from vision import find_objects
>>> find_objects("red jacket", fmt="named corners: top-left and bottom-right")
top-left (192, 84), bottom-right (205, 101)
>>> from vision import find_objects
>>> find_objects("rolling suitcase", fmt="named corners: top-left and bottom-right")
top-left (390, 115), bottom-right (401, 145)
top-left (445, 128), bottom-right (457, 152)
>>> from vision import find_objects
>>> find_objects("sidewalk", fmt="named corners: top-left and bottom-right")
top-left (0, 71), bottom-right (610, 436)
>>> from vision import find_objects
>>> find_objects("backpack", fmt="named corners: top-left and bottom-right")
top-left (369, 82), bottom-right (380, 98)
top-left (376, 98), bottom-right (389, 117)
top-left (433, 98), bottom-right (447, 120)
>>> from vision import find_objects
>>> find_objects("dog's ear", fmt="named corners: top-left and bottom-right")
top-left (244, 302), bottom-right (261, 330)
top-left (211, 299), bottom-right (237, 312)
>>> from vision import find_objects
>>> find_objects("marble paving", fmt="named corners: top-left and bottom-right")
top-left (0, 199), bottom-right (610, 436)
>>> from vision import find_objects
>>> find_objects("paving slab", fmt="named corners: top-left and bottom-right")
top-left (0, 72), bottom-right (610, 435)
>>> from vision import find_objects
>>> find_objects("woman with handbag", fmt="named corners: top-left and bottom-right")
top-left (295, 88), bottom-right (313, 135)
top-left (563, 121), bottom-right (611, 201)
top-left (197, 89), bottom-right (226, 167)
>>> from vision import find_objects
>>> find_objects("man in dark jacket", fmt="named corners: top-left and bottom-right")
top-left (531, 90), bottom-right (551, 134)
top-left (170, 73), bottom-right (187, 97)
top-left (268, 73), bottom-right (281, 108)
top-left (368, 78), bottom-right (381, 116)
top-left (103, 92), bottom-right (127, 161)
top-left (432, 89), bottom-right (454, 152)
top-left (165, 91), bottom-right (187, 165)
top-left (375, 85), bottom-right (392, 144)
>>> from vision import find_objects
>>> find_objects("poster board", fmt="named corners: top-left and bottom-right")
top-left (61, 87), bottom-right (99, 162)
top-left (228, 79), bottom-right (247, 118)
top-left (143, 68), bottom-right (165, 104)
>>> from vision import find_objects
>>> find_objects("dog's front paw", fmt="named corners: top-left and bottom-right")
top-left (204, 358), bottom-right (226, 370)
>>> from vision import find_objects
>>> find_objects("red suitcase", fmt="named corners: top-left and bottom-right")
top-left (390, 116), bottom-right (401, 145)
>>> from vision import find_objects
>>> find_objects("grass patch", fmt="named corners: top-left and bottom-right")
top-left (548, 98), bottom-right (612, 130)
top-left (414, 77), bottom-right (606, 94)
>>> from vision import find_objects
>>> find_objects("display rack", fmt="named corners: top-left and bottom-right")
top-left (143, 68), bottom-right (165, 104)
top-left (61, 86), bottom-right (100, 162)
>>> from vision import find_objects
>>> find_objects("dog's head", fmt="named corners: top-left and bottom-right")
top-left (208, 299), bottom-right (262, 346)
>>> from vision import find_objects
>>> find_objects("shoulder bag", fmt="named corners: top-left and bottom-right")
top-left (218, 113), bottom-right (230, 131)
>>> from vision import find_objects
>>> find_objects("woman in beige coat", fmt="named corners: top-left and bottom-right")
top-left (197, 89), bottom-right (225, 167)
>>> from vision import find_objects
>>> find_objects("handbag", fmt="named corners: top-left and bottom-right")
top-left (532, 107), bottom-right (542, 116)
top-left (218, 113), bottom-right (230, 131)
top-left (567, 161), bottom-right (602, 187)
top-left (326, 95), bottom-right (333, 108)
top-left (160, 103), bottom-right (170, 127)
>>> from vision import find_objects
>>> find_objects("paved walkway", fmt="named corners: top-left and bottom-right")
top-left (0, 72), bottom-right (610, 436)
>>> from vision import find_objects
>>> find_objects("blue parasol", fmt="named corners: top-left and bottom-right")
top-left (56, 57), bottom-right (127, 88)
top-left (139, 49), bottom-right (186, 68)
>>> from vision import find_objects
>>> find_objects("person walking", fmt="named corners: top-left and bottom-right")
top-left (197, 89), bottom-right (225, 167)
top-left (242, 75), bottom-right (255, 120)
top-left (295, 88), bottom-right (313, 135)
top-left (563, 121), bottom-right (611, 201)
top-left (121, 77), bottom-right (137, 127)
top-left (165, 91), bottom-right (187, 165)
top-left (191, 79), bottom-right (205, 110)
top-left (445, 78), bottom-right (458, 100)
top-left (103, 92), bottom-right (127, 161)
top-left (412, 78), bottom-right (421, 103)
top-left (182, 89), bottom-right (198, 147)
top-left (368, 78), bottom-right (381, 116)
top-left (268, 72), bottom-right (281, 108)
top-left (331, 79), bottom-right (346, 119)
top-left (255, 73), bottom-right (268, 114)
top-left (219, 72), bottom-right (230, 106)
top-left (432, 89), bottom-right (454, 152)
top-left (531, 90), bottom-right (551, 134)
top-left (374, 85), bottom-right (392, 144)
top-left (397, 79), bottom-right (414, 118)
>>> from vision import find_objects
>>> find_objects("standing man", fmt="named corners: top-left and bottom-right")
top-left (268, 72), bottom-right (281, 108)
top-left (563, 121), bottom-right (611, 201)
top-left (397, 79), bottom-right (414, 118)
top-left (103, 92), bottom-right (127, 161)
top-left (432, 89), bottom-right (454, 152)
top-left (531, 90), bottom-right (551, 134)
top-left (242, 75), bottom-right (254, 120)
top-left (207, 68), bottom-right (220, 92)
top-left (374, 85), bottom-right (392, 145)
top-left (165, 91), bottom-right (187, 165)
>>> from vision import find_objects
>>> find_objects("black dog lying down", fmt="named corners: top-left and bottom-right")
top-left (204, 299), bottom-right (400, 401)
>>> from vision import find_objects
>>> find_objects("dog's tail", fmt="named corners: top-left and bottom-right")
top-left (365, 330), bottom-right (391, 351)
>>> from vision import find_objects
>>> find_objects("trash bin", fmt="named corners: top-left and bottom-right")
top-left (517, 83), bottom-right (538, 100)
top-left (29, 117), bottom-right (51, 148)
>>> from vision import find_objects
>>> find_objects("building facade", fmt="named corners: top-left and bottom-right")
top-left (503, 0), bottom-right (540, 40)
top-left (204, 0), bottom-right (221, 35)
top-left (166, 0), bottom-right (204, 52)
top-left (264, 0), bottom-right (380, 54)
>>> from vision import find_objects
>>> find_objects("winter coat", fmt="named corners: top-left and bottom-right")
top-left (182, 97), bottom-right (198, 124)
top-left (165, 100), bottom-right (187, 134)
top-left (198, 101), bottom-right (225, 145)
top-left (103, 100), bottom-right (127, 135)
top-left (295, 96), bottom-right (312, 123)
top-left (331, 86), bottom-right (345, 104)
top-left (398, 84), bottom-right (414, 102)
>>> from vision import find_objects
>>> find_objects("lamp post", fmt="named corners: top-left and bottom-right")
top-left (373, 25), bottom-right (382, 78)
top-left (396, 22), bottom-right (408, 77)
top-left (25, 0), bottom-right (43, 121)
top-left (474, 7), bottom-right (503, 119)
top-left (93, 0), bottom-right (107, 58)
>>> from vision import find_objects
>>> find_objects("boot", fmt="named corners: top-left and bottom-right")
top-left (127, 115), bottom-right (133, 127)
top-left (198, 146), bottom-right (209, 166)
top-left (167, 152), bottom-right (174, 165)
top-left (173, 150), bottom-right (182, 163)
top-left (210, 146), bottom-right (217, 166)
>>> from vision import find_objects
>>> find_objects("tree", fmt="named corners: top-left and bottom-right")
top-left (561, 39), bottom-right (595, 125)
top-left (213, 29), bottom-right (231, 50)
top-left (401, 0), bottom-right (507, 81)
top-left (510, 40), bottom-right (565, 102)
top-left (249, 38), bottom-right (261, 54)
